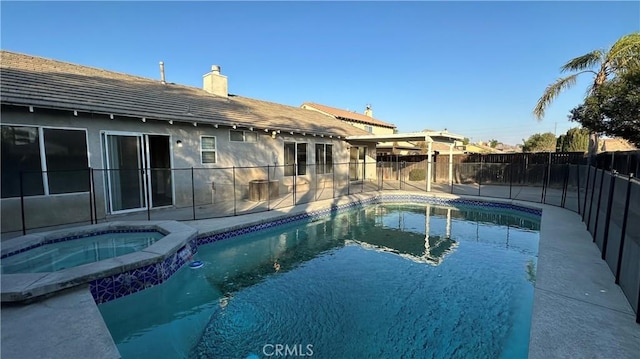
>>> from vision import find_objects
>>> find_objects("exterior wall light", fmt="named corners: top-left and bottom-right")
top-left (176, 140), bottom-right (183, 148)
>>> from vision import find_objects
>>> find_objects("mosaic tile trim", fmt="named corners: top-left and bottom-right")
top-left (197, 194), bottom-right (540, 246)
top-left (197, 199), bottom-right (375, 246)
top-left (90, 238), bottom-right (198, 304)
top-left (376, 195), bottom-right (543, 216)
top-left (1, 229), bottom-right (161, 259)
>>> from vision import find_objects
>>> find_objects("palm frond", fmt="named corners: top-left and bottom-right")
top-left (533, 74), bottom-right (579, 120)
top-left (561, 50), bottom-right (603, 73)
top-left (608, 32), bottom-right (640, 73)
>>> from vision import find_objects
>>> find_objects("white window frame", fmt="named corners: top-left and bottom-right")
top-left (229, 130), bottom-right (258, 143)
top-left (315, 143), bottom-right (333, 175)
top-left (284, 141), bottom-right (308, 176)
top-left (200, 135), bottom-right (217, 164)
top-left (1, 123), bottom-right (90, 197)
top-left (364, 125), bottom-right (373, 133)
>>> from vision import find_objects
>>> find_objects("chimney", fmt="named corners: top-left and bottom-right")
top-left (364, 104), bottom-right (373, 117)
top-left (159, 61), bottom-right (166, 84)
top-left (203, 65), bottom-right (228, 98)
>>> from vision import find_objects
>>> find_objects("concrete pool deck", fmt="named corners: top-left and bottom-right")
top-left (1, 191), bottom-right (638, 358)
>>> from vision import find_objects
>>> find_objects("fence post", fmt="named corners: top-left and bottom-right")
top-left (146, 168), bottom-right (151, 221)
top-left (560, 164), bottom-right (570, 208)
top-left (600, 171), bottom-right (617, 259)
top-left (576, 165), bottom-right (582, 215)
top-left (582, 165), bottom-right (592, 219)
top-left (615, 173), bottom-right (633, 284)
top-left (232, 167), bottom-right (237, 216)
top-left (362, 154), bottom-right (366, 193)
top-left (293, 163), bottom-right (297, 204)
top-left (540, 164), bottom-right (548, 203)
top-left (315, 164), bottom-right (319, 201)
top-left (546, 152), bottom-right (552, 200)
top-left (592, 169), bottom-right (607, 242)
top-left (398, 162), bottom-right (401, 190)
top-left (191, 167), bottom-right (196, 220)
top-left (379, 162), bottom-right (383, 191)
top-left (478, 161), bottom-right (482, 196)
top-left (91, 168), bottom-right (98, 224)
top-left (625, 154), bottom-right (631, 175)
top-left (509, 163), bottom-right (513, 199)
top-left (587, 167), bottom-right (598, 227)
top-left (88, 168), bottom-right (94, 225)
top-left (450, 163), bottom-right (455, 194)
top-left (610, 152), bottom-right (615, 171)
top-left (20, 171), bottom-right (26, 235)
top-left (332, 163), bottom-right (336, 198)
top-left (347, 162), bottom-right (351, 195)
top-left (267, 165), bottom-right (271, 211)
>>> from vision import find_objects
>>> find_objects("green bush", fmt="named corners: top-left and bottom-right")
top-left (408, 169), bottom-right (426, 181)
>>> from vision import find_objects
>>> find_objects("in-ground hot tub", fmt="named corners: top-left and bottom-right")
top-left (0, 221), bottom-right (197, 303)
top-left (1, 230), bottom-right (165, 274)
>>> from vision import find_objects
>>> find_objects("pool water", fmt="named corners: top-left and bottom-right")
top-left (99, 203), bottom-right (539, 359)
top-left (1, 231), bottom-right (164, 274)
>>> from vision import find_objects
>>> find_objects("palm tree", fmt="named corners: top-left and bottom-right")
top-left (534, 32), bottom-right (640, 159)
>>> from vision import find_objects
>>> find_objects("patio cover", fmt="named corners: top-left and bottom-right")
top-left (346, 131), bottom-right (465, 191)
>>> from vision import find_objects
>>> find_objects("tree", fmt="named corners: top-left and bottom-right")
top-left (489, 139), bottom-right (499, 148)
top-left (522, 132), bottom-right (556, 153)
top-left (556, 127), bottom-right (590, 152)
top-left (462, 137), bottom-right (470, 145)
top-left (534, 33), bottom-right (640, 158)
top-left (569, 70), bottom-right (640, 146)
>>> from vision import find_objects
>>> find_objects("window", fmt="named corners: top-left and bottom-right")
top-left (315, 144), bottom-right (333, 174)
top-left (364, 125), bottom-right (373, 133)
top-left (1, 125), bottom-right (89, 198)
top-left (229, 130), bottom-right (257, 143)
top-left (43, 128), bottom-right (90, 194)
top-left (201, 136), bottom-right (216, 164)
top-left (284, 142), bottom-right (307, 176)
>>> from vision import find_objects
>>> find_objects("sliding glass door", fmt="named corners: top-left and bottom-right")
top-left (104, 133), bottom-right (146, 213)
top-left (103, 132), bottom-right (174, 214)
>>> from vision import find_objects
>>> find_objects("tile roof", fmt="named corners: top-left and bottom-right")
top-left (0, 51), bottom-right (371, 138)
top-left (301, 102), bottom-right (396, 129)
top-left (599, 138), bottom-right (637, 152)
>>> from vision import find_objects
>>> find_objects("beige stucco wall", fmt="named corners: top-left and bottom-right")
top-left (1, 107), bottom-right (376, 233)
top-left (343, 121), bottom-right (395, 135)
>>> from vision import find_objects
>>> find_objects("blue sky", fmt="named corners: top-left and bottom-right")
top-left (2, 1), bottom-right (638, 144)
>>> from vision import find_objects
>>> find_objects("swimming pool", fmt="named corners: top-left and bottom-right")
top-left (1, 231), bottom-right (164, 274)
top-left (99, 202), bottom-right (540, 358)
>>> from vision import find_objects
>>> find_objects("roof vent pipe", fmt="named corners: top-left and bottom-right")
top-left (160, 61), bottom-right (166, 84)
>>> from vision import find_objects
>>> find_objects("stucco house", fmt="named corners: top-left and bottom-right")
top-left (0, 50), bottom-right (379, 233)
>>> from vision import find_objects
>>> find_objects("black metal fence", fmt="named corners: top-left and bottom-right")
top-left (4, 152), bottom-right (639, 322)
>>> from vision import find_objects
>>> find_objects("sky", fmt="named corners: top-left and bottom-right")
top-left (1, 1), bottom-right (638, 145)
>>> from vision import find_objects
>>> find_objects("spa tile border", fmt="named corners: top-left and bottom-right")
top-left (90, 239), bottom-right (198, 304)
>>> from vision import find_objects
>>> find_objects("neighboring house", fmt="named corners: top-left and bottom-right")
top-left (494, 143), bottom-right (522, 153)
top-left (377, 140), bottom-right (468, 156)
top-left (599, 138), bottom-right (637, 152)
top-left (376, 141), bottom-right (423, 155)
top-left (300, 102), bottom-right (397, 135)
top-left (461, 143), bottom-right (503, 154)
top-left (0, 50), bottom-right (378, 232)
